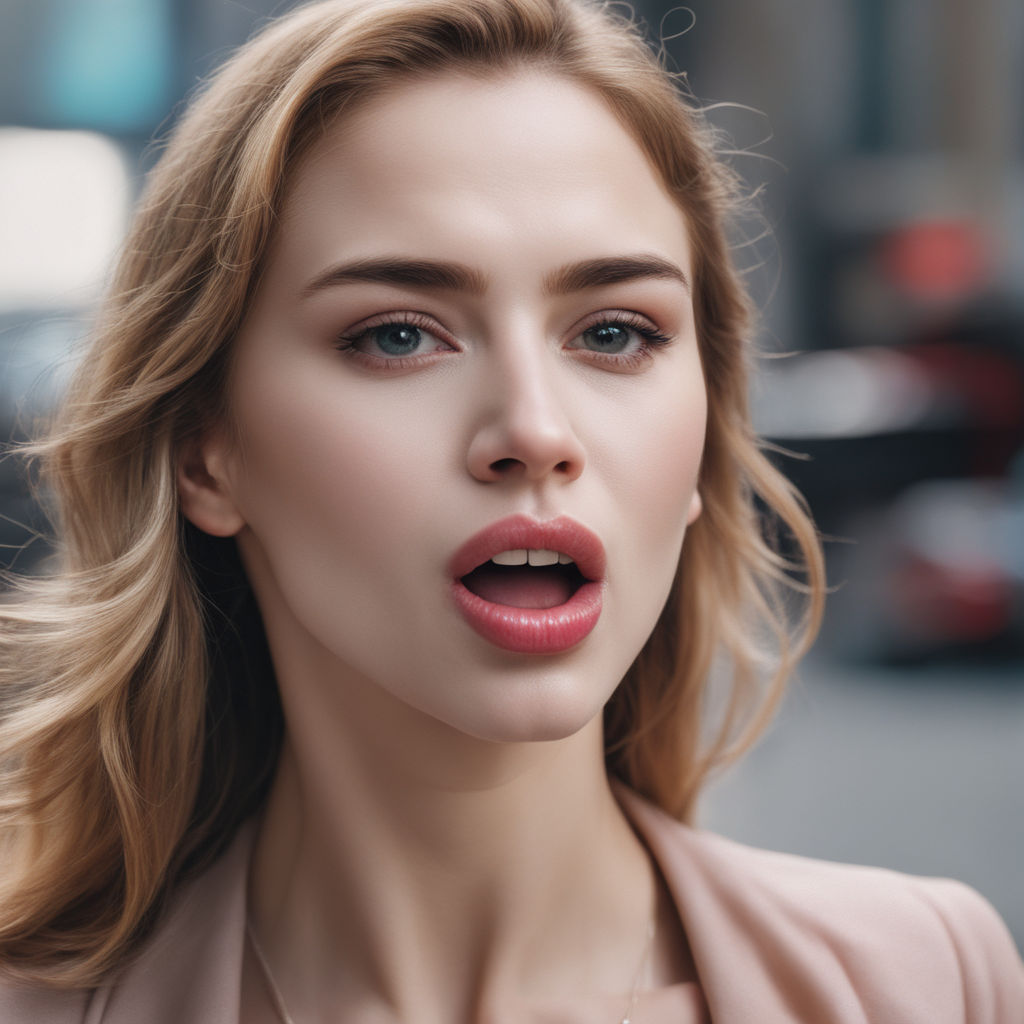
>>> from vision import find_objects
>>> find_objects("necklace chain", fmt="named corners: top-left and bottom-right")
top-left (247, 915), bottom-right (656, 1024)
top-left (247, 918), bottom-right (296, 1024)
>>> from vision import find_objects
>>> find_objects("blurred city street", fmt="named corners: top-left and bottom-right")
top-left (2, 0), bottom-right (1022, 972)
top-left (701, 652), bottom-right (1024, 955)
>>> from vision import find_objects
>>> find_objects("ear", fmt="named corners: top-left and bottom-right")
top-left (176, 432), bottom-right (246, 538)
top-left (686, 488), bottom-right (702, 525)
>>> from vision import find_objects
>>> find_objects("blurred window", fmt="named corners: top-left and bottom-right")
top-left (0, 129), bottom-right (130, 311)
top-left (1, 0), bottom-right (174, 135)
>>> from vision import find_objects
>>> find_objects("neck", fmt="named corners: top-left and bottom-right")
top-left (248, 670), bottom-right (659, 1023)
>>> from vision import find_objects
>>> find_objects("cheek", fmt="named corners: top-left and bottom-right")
top-left (223, 355), bottom-right (447, 604)
top-left (582, 357), bottom-right (706, 655)
top-left (232, 352), bottom-right (418, 505)
top-left (596, 366), bottom-right (707, 534)
top-left (223, 366), bottom-right (461, 705)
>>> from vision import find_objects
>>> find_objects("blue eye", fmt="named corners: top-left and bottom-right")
top-left (569, 313), bottom-right (673, 369)
top-left (581, 323), bottom-right (634, 353)
top-left (369, 323), bottom-right (423, 356)
top-left (336, 313), bottom-right (455, 369)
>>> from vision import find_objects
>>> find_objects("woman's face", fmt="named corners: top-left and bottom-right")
top-left (203, 71), bottom-right (706, 743)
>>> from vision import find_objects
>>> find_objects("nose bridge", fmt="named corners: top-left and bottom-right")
top-left (467, 328), bottom-right (585, 483)
top-left (503, 340), bottom-right (566, 437)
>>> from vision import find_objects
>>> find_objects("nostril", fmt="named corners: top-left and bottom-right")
top-left (471, 424), bottom-right (586, 484)
top-left (484, 456), bottom-right (579, 480)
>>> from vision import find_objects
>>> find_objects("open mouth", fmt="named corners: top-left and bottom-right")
top-left (459, 549), bottom-right (587, 609)
top-left (448, 517), bottom-right (605, 654)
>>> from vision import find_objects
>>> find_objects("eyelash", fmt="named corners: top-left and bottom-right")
top-left (335, 311), bottom-right (453, 371)
top-left (335, 310), bottom-right (674, 371)
top-left (571, 310), bottom-right (674, 370)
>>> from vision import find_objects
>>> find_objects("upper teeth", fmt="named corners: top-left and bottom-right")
top-left (491, 549), bottom-right (574, 566)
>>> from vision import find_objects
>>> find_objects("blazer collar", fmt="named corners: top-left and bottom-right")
top-left (96, 785), bottom-right (762, 1023)
top-left (615, 783), bottom-right (849, 1024)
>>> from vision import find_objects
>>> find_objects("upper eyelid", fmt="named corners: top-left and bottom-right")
top-left (581, 309), bottom-right (651, 325)
top-left (340, 309), bottom-right (449, 337)
top-left (567, 309), bottom-right (668, 340)
top-left (571, 306), bottom-right (663, 327)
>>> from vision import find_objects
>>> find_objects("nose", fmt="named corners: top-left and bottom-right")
top-left (466, 354), bottom-right (586, 485)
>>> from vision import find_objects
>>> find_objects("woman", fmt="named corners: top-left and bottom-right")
top-left (1, 0), bottom-right (1021, 1020)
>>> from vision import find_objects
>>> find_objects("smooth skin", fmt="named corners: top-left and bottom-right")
top-left (179, 70), bottom-right (707, 1024)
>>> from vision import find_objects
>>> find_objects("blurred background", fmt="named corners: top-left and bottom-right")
top-left (1, 0), bottom-right (1021, 950)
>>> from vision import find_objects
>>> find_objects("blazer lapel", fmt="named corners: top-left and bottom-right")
top-left (616, 784), bottom-right (851, 1024)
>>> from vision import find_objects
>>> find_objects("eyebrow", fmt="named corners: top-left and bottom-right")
top-left (301, 256), bottom-right (487, 297)
top-left (543, 255), bottom-right (689, 295)
top-left (301, 253), bottom-right (689, 299)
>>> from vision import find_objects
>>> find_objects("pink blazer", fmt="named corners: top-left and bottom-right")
top-left (3, 786), bottom-right (1022, 1022)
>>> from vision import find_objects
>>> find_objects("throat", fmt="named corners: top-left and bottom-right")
top-left (460, 564), bottom-right (583, 608)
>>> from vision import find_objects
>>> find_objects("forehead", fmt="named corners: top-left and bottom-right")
top-left (269, 70), bottom-right (691, 283)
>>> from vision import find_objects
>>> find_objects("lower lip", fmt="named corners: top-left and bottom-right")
top-left (450, 579), bottom-right (603, 654)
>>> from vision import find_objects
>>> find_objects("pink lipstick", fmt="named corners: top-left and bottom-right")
top-left (448, 514), bottom-right (605, 654)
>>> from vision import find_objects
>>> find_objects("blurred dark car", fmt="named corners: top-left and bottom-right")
top-left (756, 297), bottom-right (1024, 663)
top-left (824, 475), bottom-right (1024, 663)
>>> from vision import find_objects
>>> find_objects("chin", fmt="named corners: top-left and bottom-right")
top-left (437, 669), bottom-right (613, 746)
top-left (429, 624), bottom-right (654, 746)
top-left (472, 708), bottom-right (596, 745)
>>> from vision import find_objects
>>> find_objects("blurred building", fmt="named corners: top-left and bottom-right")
top-left (646, 0), bottom-right (1024, 662)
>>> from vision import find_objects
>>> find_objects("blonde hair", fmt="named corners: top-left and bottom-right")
top-left (0, 0), bottom-right (823, 987)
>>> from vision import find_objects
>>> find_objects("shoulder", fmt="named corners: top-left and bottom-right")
top-left (616, 784), bottom-right (1024, 1023)
top-left (702, 834), bottom-right (1024, 1022)
top-left (0, 979), bottom-right (92, 1024)
top-left (0, 821), bottom-right (255, 1024)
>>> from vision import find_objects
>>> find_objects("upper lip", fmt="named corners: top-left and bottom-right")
top-left (448, 514), bottom-right (606, 583)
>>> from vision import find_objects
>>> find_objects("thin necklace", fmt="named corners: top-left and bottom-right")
top-left (247, 915), bottom-right (656, 1024)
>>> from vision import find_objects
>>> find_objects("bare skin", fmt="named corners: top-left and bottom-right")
top-left (180, 70), bottom-right (707, 1023)
top-left (241, 719), bottom-right (699, 1023)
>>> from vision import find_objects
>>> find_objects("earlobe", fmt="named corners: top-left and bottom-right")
top-left (686, 489), bottom-right (702, 525)
top-left (176, 435), bottom-right (246, 538)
